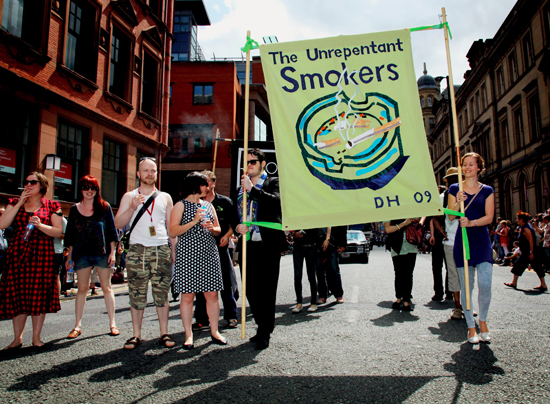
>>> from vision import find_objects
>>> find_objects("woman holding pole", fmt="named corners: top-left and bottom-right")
top-left (448, 152), bottom-right (495, 344)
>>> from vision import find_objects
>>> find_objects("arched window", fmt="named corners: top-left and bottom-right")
top-left (427, 96), bottom-right (433, 107)
top-left (503, 178), bottom-right (513, 220)
top-left (534, 167), bottom-right (545, 213)
top-left (518, 173), bottom-right (527, 212)
top-left (420, 98), bottom-right (425, 108)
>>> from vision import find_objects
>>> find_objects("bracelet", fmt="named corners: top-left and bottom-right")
top-left (396, 224), bottom-right (401, 230)
top-left (474, 220), bottom-right (478, 227)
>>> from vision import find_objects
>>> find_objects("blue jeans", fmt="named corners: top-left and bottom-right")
top-left (457, 261), bottom-right (493, 328)
top-left (293, 244), bottom-right (318, 304)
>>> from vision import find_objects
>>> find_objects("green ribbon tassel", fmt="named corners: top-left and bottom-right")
top-left (241, 36), bottom-right (260, 53)
top-left (410, 22), bottom-right (452, 39)
top-left (442, 208), bottom-right (470, 260)
top-left (242, 221), bottom-right (282, 241)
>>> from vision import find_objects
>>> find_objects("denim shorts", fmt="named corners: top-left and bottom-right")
top-left (73, 255), bottom-right (109, 271)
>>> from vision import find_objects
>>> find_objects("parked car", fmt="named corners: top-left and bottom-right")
top-left (339, 230), bottom-right (370, 263)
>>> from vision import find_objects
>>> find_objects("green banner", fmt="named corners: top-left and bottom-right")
top-left (260, 29), bottom-right (442, 230)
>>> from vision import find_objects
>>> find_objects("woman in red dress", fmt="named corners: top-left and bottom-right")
top-left (0, 172), bottom-right (63, 349)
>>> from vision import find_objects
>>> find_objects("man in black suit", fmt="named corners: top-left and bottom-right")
top-left (234, 148), bottom-right (286, 350)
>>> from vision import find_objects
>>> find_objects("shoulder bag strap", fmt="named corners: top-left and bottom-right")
top-left (126, 191), bottom-right (160, 238)
top-left (464, 184), bottom-right (483, 212)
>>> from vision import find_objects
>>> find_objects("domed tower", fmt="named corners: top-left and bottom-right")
top-left (417, 63), bottom-right (442, 140)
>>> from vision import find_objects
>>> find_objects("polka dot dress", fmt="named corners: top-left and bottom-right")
top-left (172, 199), bottom-right (223, 294)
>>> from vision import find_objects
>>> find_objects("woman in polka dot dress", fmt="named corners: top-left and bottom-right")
top-left (169, 172), bottom-right (225, 349)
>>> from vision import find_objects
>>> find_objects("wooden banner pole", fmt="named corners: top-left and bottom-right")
top-left (212, 129), bottom-right (220, 174)
top-left (441, 8), bottom-right (471, 311)
top-left (240, 30), bottom-right (252, 339)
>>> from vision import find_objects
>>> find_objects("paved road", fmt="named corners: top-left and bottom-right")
top-left (1, 247), bottom-right (549, 403)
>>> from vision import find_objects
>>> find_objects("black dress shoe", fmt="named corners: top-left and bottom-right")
top-left (402, 303), bottom-right (414, 311)
top-left (391, 301), bottom-right (402, 310)
top-left (249, 335), bottom-right (258, 343)
top-left (183, 343), bottom-right (194, 350)
top-left (211, 335), bottom-right (228, 345)
top-left (255, 337), bottom-right (270, 350)
top-left (431, 294), bottom-right (444, 301)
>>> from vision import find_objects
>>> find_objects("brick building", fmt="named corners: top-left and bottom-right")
top-left (164, 0), bottom-right (272, 198)
top-left (428, 0), bottom-right (550, 218)
top-left (0, 0), bottom-right (173, 210)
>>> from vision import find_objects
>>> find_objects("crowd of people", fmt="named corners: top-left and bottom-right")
top-left (1, 150), bottom-right (549, 352)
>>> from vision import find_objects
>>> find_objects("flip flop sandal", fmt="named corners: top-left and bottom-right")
top-left (504, 282), bottom-right (517, 289)
top-left (110, 327), bottom-right (120, 336)
top-left (67, 329), bottom-right (82, 339)
top-left (123, 337), bottom-right (141, 350)
top-left (158, 334), bottom-right (176, 348)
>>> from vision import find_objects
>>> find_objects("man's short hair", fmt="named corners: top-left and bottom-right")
top-left (248, 148), bottom-right (266, 163)
top-left (201, 170), bottom-right (216, 182)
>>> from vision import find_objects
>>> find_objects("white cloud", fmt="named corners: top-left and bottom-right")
top-left (199, 0), bottom-right (519, 83)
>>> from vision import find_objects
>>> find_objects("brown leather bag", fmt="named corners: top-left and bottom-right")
top-left (405, 220), bottom-right (425, 245)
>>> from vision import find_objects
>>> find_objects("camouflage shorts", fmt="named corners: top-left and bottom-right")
top-left (126, 244), bottom-right (172, 310)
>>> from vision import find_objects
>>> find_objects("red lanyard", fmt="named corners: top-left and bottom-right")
top-left (138, 189), bottom-right (156, 223)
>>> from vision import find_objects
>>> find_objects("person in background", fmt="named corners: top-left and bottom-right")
top-left (316, 226), bottom-right (346, 304)
top-left (53, 216), bottom-right (67, 296)
top-left (384, 218), bottom-right (422, 311)
top-left (0, 172), bottom-right (63, 349)
top-left (504, 211), bottom-right (548, 292)
top-left (290, 228), bottom-right (323, 313)
top-left (192, 170), bottom-right (239, 330)
top-left (64, 175), bottom-right (119, 339)
top-left (448, 152), bottom-right (495, 344)
top-left (542, 214), bottom-right (550, 272)
top-left (497, 220), bottom-right (510, 257)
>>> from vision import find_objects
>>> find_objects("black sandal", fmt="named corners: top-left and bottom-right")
top-left (123, 337), bottom-right (141, 350)
top-left (158, 334), bottom-right (176, 348)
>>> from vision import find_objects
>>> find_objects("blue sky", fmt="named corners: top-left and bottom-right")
top-left (197, 0), bottom-right (520, 87)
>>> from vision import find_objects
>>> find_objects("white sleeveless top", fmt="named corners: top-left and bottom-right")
top-left (129, 189), bottom-right (169, 247)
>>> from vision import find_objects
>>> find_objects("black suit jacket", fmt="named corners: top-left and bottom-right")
top-left (233, 177), bottom-right (287, 253)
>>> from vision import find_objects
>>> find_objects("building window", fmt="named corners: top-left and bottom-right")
top-left (481, 84), bottom-right (488, 109)
top-left (56, 120), bottom-right (88, 202)
top-left (427, 96), bottom-right (432, 107)
top-left (475, 91), bottom-right (481, 116)
top-left (429, 118), bottom-right (435, 135)
top-left (165, 124), bottom-right (214, 162)
top-left (518, 174), bottom-right (527, 211)
top-left (508, 51), bottom-right (518, 83)
top-left (469, 99), bottom-right (475, 120)
top-left (499, 116), bottom-right (510, 157)
top-left (169, 83), bottom-right (173, 105)
top-left (102, 138), bottom-right (124, 207)
top-left (512, 106), bottom-right (524, 150)
top-left (147, 0), bottom-right (162, 17)
top-left (141, 50), bottom-right (160, 118)
top-left (420, 97), bottom-right (424, 108)
top-left (65, 0), bottom-right (98, 82)
top-left (193, 84), bottom-right (213, 105)
top-left (527, 92), bottom-right (541, 142)
top-left (472, 132), bottom-right (489, 165)
top-left (0, 97), bottom-right (39, 196)
top-left (1, 0), bottom-right (46, 50)
top-left (458, 115), bottom-right (463, 137)
top-left (522, 33), bottom-right (534, 70)
top-left (496, 67), bottom-right (505, 97)
top-left (109, 25), bottom-right (132, 101)
top-left (464, 108), bottom-right (469, 128)
top-left (172, 10), bottom-right (203, 61)
top-left (236, 62), bottom-right (252, 85)
top-left (255, 116), bottom-right (267, 141)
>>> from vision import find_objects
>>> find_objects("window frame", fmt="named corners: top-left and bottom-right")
top-left (140, 45), bottom-right (161, 120)
top-left (527, 90), bottom-right (541, 143)
top-left (508, 50), bottom-right (518, 83)
top-left (101, 136), bottom-right (125, 208)
top-left (107, 20), bottom-right (134, 103)
top-left (511, 104), bottom-right (524, 151)
top-left (62, 0), bottom-right (101, 83)
top-left (522, 31), bottom-right (534, 71)
top-left (192, 83), bottom-right (214, 105)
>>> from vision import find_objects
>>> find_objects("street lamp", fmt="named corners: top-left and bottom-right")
top-left (45, 154), bottom-right (61, 171)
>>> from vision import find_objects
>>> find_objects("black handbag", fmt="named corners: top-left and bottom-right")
top-left (120, 191), bottom-right (159, 252)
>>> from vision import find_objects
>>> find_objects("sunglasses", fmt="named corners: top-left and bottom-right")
top-left (81, 185), bottom-right (98, 191)
top-left (247, 159), bottom-right (260, 166)
top-left (140, 157), bottom-right (156, 162)
top-left (23, 180), bottom-right (39, 186)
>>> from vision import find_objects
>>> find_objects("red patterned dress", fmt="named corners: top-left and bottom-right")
top-left (0, 198), bottom-right (61, 319)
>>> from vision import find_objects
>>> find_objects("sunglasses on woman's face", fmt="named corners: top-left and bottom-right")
top-left (82, 185), bottom-right (98, 191)
top-left (23, 180), bottom-right (39, 186)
